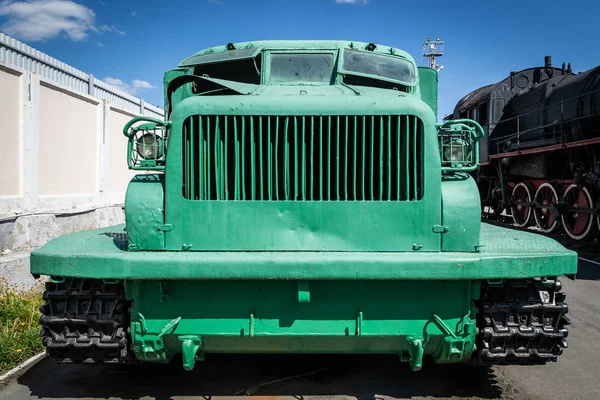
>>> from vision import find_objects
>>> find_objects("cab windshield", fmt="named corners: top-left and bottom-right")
top-left (341, 49), bottom-right (417, 86)
top-left (269, 53), bottom-right (335, 84)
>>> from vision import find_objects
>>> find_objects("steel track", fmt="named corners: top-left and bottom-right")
top-left (475, 279), bottom-right (570, 365)
top-left (39, 278), bottom-right (134, 364)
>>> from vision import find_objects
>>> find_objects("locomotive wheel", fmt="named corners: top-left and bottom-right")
top-left (510, 182), bottom-right (533, 227)
top-left (480, 178), bottom-right (503, 219)
top-left (533, 182), bottom-right (561, 233)
top-left (561, 184), bottom-right (594, 240)
top-left (596, 197), bottom-right (600, 233)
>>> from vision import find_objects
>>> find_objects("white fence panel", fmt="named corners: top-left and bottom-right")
top-left (0, 32), bottom-right (164, 219)
top-left (0, 33), bottom-right (168, 287)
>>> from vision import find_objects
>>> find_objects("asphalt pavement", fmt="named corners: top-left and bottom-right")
top-left (1, 258), bottom-right (599, 400)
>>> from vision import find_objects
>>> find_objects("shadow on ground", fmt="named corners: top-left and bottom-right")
top-left (573, 260), bottom-right (600, 281)
top-left (18, 354), bottom-right (502, 399)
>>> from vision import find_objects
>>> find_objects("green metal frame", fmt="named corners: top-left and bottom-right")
top-left (123, 116), bottom-right (171, 170)
top-left (437, 119), bottom-right (484, 172)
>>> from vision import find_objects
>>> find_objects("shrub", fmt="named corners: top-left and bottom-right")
top-left (0, 278), bottom-right (45, 375)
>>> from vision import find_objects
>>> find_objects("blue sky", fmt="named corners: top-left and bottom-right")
top-left (0, 0), bottom-right (597, 119)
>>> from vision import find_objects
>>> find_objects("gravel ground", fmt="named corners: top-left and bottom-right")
top-left (1, 259), bottom-right (598, 400)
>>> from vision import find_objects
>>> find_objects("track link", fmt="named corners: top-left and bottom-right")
top-left (476, 279), bottom-right (570, 365)
top-left (39, 278), bottom-right (134, 364)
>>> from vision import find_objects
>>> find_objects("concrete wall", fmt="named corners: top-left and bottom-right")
top-left (0, 65), bottom-right (22, 197)
top-left (0, 33), bottom-right (164, 289)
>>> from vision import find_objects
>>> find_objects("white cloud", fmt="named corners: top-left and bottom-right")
top-left (103, 77), bottom-right (124, 86)
top-left (0, 0), bottom-right (125, 41)
top-left (131, 9), bottom-right (136, 16)
top-left (103, 76), bottom-right (156, 95)
top-left (334, 0), bottom-right (367, 3)
top-left (97, 24), bottom-right (125, 35)
top-left (132, 79), bottom-right (153, 90)
top-left (96, 41), bottom-right (103, 47)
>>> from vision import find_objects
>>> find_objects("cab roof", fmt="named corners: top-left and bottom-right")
top-left (179, 40), bottom-right (416, 68)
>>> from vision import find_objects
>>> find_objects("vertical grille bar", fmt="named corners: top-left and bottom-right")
top-left (189, 117), bottom-right (195, 200)
top-left (293, 117), bottom-right (298, 200)
top-left (184, 120), bottom-right (190, 200)
top-left (259, 117), bottom-right (264, 200)
top-left (319, 116), bottom-right (323, 200)
top-left (310, 116), bottom-right (314, 201)
top-left (336, 116), bottom-right (340, 201)
top-left (241, 117), bottom-right (246, 200)
top-left (370, 116), bottom-right (374, 200)
top-left (219, 116), bottom-right (225, 200)
top-left (327, 117), bottom-right (331, 201)
top-left (250, 116), bottom-right (255, 200)
top-left (301, 116), bottom-right (306, 200)
top-left (224, 116), bottom-right (229, 200)
top-left (379, 115), bottom-right (384, 200)
top-left (274, 116), bottom-right (279, 200)
top-left (206, 116), bottom-right (211, 201)
top-left (214, 116), bottom-right (220, 200)
top-left (362, 115), bottom-right (366, 200)
top-left (267, 116), bottom-right (272, 200)
top-left (404, 115), bottom-right (410, 200)
top-left (284, 117), bottom-right (290, 200)
top-left (344, 116), bottom-right (348, 200)
top-left (412, 116), bottom-right (418, 200)
top-left (205, 117), bottom-right (210, 199)
top-left (234, 116), bottom-right (240, 200)
top-left (222, 122), bottom-right (226, 200)
top-left (199, 117), bottom-right (204, 199)
top-left (387, 116), bottom-right (391, 201)
top-left (353, 116), bottom-right (357, 201)
top-left (396, 115), bottom-right (401, 201)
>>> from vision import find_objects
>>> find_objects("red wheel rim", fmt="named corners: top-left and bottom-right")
top-left (533, 183), bottom-right (560, 233)
top-left (561, 184), bottom-right (594, 240)
top-left (511, 182), bottom-right (532, 227)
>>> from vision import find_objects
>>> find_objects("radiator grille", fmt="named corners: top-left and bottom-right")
top-left (182, 115), bottom-right (423, 201)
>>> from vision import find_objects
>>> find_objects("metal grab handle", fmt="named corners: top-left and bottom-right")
top-left (123, 116), bottom-right (171, 138)
top-left (436, 119), bottom-right (485, 141)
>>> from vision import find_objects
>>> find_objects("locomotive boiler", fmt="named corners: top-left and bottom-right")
top-left (446, 56), bottom-right (600, 240)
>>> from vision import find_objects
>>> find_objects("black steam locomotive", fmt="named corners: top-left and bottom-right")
top-left (445, 56), bottom-right (600, 240)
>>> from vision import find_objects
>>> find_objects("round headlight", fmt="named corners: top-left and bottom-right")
top-left (443, 138), bottom-right (466, 162)
top-left (136, 133), bottom-right (164, 160)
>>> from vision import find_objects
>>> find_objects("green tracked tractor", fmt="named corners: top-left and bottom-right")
top-left (31, 40), bottom-right (577, 371)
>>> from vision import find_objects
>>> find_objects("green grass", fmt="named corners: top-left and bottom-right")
top-left (0, 278), bottom-right (45, 375)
